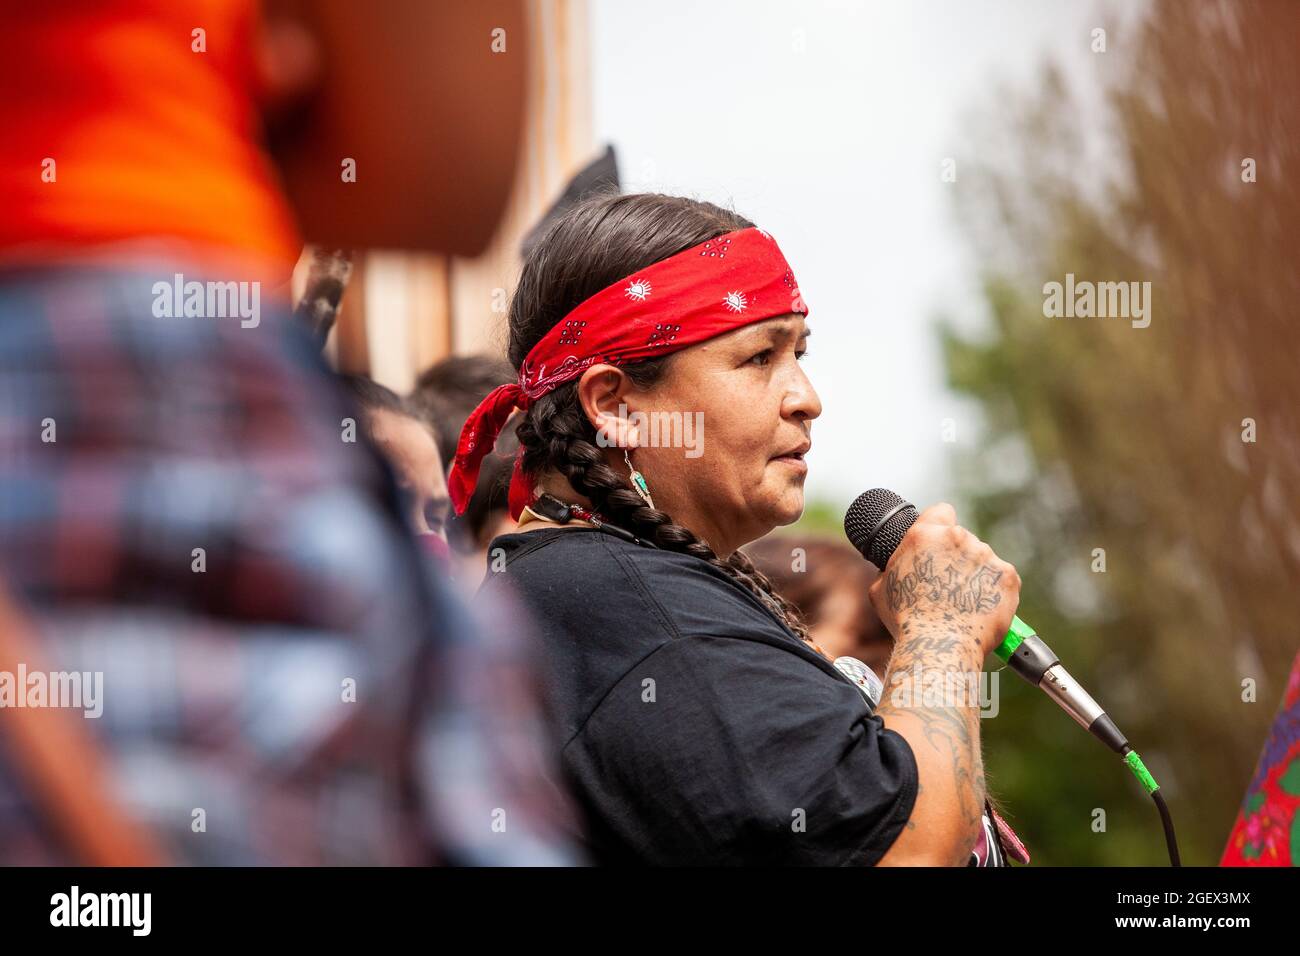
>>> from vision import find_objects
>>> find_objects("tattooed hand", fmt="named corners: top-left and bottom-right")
top-left (868, 502), bottom-right (1020, 658)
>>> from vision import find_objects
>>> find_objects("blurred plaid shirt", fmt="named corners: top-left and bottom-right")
top-left (0, 264), bottom-right (578, 865)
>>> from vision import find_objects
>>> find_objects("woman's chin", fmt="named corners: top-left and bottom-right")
top-left (761, 486), bottom-right (806, 528)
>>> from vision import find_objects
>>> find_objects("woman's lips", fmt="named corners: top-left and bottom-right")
top-left (771, 452), bottom-right (808, 473)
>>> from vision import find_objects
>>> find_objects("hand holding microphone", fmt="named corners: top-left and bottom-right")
top-left (844, 497), bottom-right (1021, 865)
top-left (846, 489), bottom-right (1127, 753)
top-left (862, 501), bottom-right (1022, 662)
top-left (844, 488), bottom-right (1180, 865)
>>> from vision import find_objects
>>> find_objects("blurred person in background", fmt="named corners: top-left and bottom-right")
top-left (446, 451), bottom-right (516, 591)
top-left (342, 375), bottom-right (451, 551)
top-left (746, 534), bottom-right (893, 679)
top-left (0, 0), bottom-right (577, 864)
top-left (411, 355), bottom-right (518, 590)
top-left (411, 355), bottom-right (517, 468)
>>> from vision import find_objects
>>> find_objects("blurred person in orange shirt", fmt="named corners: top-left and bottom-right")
top-left (0, 0), bottom-right (525, 280)
top-left (0, 1), bottom-right (580, 865)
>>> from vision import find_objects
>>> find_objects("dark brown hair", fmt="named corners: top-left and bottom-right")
top-left (508, 192), bottom-right (810, 642)
top-left (340, 373), bottom-right (417, 444)
top-left (410, 354), bottom-right (517, 469)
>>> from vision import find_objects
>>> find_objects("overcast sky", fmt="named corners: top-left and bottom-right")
top-left (589, 0), bottom-right (1140, 514)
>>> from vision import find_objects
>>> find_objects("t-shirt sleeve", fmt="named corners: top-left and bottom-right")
top-left (563, 634), bottom-right (919, 866)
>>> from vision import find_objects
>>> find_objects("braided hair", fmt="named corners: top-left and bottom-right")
top-left (508, 192), bottom-right (811, 643)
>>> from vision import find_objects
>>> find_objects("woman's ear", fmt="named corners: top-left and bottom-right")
top-left (577, 365), bottom-right (639, 450)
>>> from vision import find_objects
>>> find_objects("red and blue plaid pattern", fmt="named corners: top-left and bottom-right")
top-left (0, 264), bottom-right (579, 865)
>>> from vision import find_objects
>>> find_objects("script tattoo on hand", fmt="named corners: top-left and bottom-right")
top-left (884, 552), bottom-right (1003, 617)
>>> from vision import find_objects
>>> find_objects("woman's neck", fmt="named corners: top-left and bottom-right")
top-left (514, 476), bottom-right (595, 533)
top-left (530, 472), bottom-right (740, 559)
top-left (531, 475), bottom-right (596, 512)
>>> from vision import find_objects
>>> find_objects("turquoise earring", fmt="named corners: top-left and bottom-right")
top-left (624, 449), bottom-right (655, 510)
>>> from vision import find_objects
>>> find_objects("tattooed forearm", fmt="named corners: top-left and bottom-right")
top-left (876, 599), bottom-right (990, 859)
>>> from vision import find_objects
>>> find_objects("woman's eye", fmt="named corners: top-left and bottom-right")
top-left (748, 347), bottom-right (808, 366)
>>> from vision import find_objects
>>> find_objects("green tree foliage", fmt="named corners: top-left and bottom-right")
top-left (943, 0), bottom-right (1300, 864)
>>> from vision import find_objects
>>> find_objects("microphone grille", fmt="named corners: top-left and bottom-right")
top-left (843, 488), bottom-right (918, 571)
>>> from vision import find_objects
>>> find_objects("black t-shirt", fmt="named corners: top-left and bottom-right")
top-left (480, 526), bottom-right (919, 866)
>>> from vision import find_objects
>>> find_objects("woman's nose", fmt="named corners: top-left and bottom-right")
top-left (785, 365), bottom-right (822, 421)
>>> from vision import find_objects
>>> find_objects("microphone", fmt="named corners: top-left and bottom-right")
top-left (843, 488), bottom-right (1128, 755)
top-left (845, 488), bottom-right (1182, 867)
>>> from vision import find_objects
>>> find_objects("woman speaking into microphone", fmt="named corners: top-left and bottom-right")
top-left (450, 193), bottom-right (1023, 866)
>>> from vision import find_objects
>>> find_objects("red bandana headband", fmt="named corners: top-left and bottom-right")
top-left (448, 226), bottom-right (809, 520)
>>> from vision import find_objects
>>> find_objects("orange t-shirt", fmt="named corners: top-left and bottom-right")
top-left (0, 0), bottom-right (300, 281)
